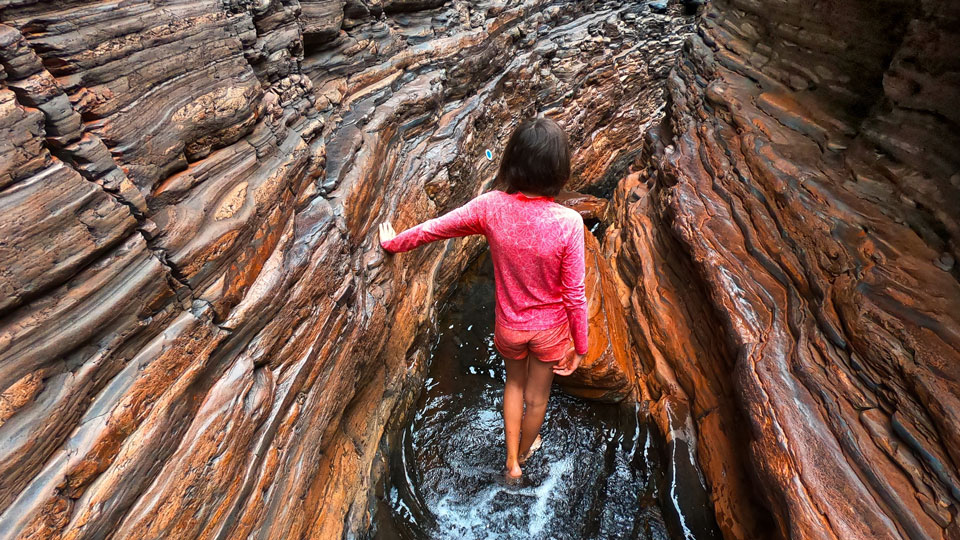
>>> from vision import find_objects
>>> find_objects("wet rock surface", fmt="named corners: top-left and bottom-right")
top-left (0, 1), bottom-right (695, 538)
top-left (605, 0), bottom-right (960, 538)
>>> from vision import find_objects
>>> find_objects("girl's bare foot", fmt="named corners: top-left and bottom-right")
top-left (519, 434), bottom-right (542, 465)
top-left (505, 462), bottom-right (523, 480)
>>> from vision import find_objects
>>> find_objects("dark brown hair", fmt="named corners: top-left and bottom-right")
top-left (496, 117), bottom-right (571, 197)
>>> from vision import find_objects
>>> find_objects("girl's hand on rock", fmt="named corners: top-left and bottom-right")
top-left (553, 347), bottom-right (582, 376)
top-left (379, 221), bottom-right (397, 247)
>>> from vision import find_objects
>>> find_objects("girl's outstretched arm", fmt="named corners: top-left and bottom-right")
top-left (379, 195), bottom-right (487, 253)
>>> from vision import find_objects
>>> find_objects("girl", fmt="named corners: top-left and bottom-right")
top-left (379, 117), bottom-right (587, 480)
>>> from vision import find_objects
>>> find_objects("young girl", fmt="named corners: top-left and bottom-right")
top-left (379, 117), bottom-right (587, 480)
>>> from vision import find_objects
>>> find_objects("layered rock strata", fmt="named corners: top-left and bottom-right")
top-left (606, 0), bottom-right (960, 538)
top-left (0, 1), bottom-right (693, 538)
top-left (555, 190), bottom-right (638, 403)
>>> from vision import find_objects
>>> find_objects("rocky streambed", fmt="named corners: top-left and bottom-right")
top-left (372, 253), bottom-right (720, 540)
top-left (1, 0), bottom-right (958, 538)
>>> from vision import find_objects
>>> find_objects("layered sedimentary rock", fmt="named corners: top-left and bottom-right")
top-left (607, 0), bottom-right (960, 538)
top-left (556, 190), bottom-right (637, 403)
top-left (0, 1), bottom-right (693, 538)
top-left (7, 0), bottom-right (955, 536)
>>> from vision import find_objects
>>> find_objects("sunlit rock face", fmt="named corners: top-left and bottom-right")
top-left (607, 0), bottom-right (960, 538)
top-left (0, 1), bottom-right (694, 537)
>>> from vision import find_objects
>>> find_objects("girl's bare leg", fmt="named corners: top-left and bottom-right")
top-left (518, 357), bottom-right (556, 458)
top-left (503, 355), bottom-right (528, 477)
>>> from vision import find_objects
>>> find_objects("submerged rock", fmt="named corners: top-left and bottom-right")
top-left (649, 1), bottom-right (668, 14)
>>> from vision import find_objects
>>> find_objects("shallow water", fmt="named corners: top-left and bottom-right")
top-left (373, 254), bottom-right (680, 540)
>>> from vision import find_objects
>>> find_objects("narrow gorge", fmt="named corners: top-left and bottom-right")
top-left (0, 0), bottom-right (957, 539)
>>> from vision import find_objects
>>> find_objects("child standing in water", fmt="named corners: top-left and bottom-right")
top-left (379, 117), bottom-right (587, 480)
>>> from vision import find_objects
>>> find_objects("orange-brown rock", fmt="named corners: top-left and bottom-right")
top-left (8, 0), bottom-right (956, 536)
top-left (607, 165), bottom-right (768, 538)
top-left (556, 189), bottom-right (610, 221)
top-left (553, 190), bottom-right (637, 403)
top-left (0, 1), bottom-right (696, 538)
top-left (605, 0), bottom-right (960, 538)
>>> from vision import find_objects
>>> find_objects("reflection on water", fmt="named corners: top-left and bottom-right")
top-left (373, 254), bottom-right (673, 540)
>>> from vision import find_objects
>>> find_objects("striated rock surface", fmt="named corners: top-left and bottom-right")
top-left (556, 191), bottom-right (637, 403)
top-left (0, 1), bottom-right (693, 538)
top-left (606, 0), bottom-right (960, 538)
top-left (7, 0), bottom-right (956, 536)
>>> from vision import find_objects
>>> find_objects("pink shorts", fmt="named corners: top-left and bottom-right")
top-left (494, 321), bottom-right (573, 363)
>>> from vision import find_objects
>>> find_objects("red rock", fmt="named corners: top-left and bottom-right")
top-left (0, 1), bottom-right (697, 537)
top-left (555, 189), bottom-right (609, 220)
top-left (555, 220), bottom-right (637, 403)
top-left (7, 0), bottom-right (955, 536)
top-left (604, 1), bottom-right (960, 537)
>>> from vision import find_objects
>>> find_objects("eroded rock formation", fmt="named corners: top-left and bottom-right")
top-left (606, 0), bottom-right (960, 538)
top-left (4, 0), bottom-right (958, 537)
top-left (0, 1), bottom-right (692, 538)
top-left (556, 190), bottom-right (638, 403)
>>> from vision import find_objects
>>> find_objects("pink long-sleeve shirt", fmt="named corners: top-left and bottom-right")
top-left (380, 190), bottom-right (588, 355)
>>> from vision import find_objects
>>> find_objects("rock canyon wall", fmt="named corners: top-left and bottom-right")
top-left (0, 1), bottom-right (691, 538)
top-left (605, 0), bottom-right (960, 538)
top-left (2, 0), bottom-right (959, 538)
